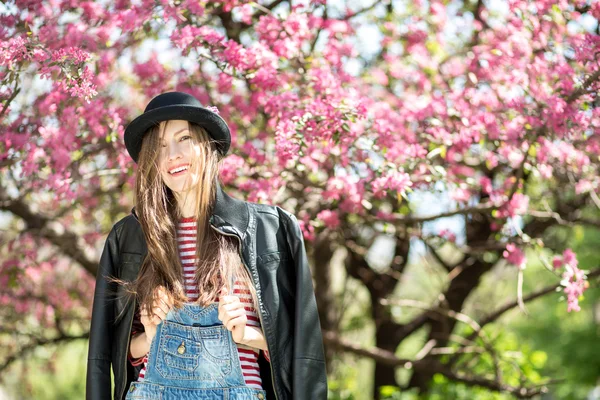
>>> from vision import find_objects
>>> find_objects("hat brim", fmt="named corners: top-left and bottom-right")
top-left (124, 105), bottom-right (231, 163)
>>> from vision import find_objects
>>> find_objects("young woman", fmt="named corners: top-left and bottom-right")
top-left (86, 91), bottom-right (327, 400)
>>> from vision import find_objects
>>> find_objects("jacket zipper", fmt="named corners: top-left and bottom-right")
top-left (210, 224), bottom-right (280, 400)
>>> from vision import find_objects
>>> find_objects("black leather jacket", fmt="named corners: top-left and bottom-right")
top-left (85, 185), bottom-right (327, 399)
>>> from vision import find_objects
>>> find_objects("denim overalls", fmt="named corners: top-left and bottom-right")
top-left (125, 299), bottom-right (267, 400)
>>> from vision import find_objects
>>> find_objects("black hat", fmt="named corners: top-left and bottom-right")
top-left (124, 91), bottom-right (231, 163)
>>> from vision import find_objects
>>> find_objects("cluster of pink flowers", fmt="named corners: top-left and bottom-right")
top-left (503, 243), bottom-right (527, 270)
top-left (0, 36), bottom-right (30, 68)
top-left (317, 209), bottom-right (341, 230)
top-left (133, 53), bottom-right (174, 98)
top-left (497, 193), bottom-right (530, 218)
top-left (371, 169), bottom-right (413, 199)
top-left (255, 11), bottom-right (311, 59)
top-left (323, 174), bottom-right (366, 214)
top-left (219, 154), bottom-right (245, 185)
top-left (438, 229), bottom-right (457, 243)
top-left (553, 249), bottom-right (588, 312)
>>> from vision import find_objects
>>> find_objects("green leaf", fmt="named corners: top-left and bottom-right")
top-left (530, 351), bottom-right (548, 368)
top-left (379, 385), bottom-right (399, 398)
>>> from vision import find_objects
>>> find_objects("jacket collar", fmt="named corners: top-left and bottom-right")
top-left (130, 183), bottom-right (249, 238)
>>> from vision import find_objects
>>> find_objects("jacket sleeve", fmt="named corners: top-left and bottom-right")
top-left (281, 210), bottom-right (328, 400)
top-left (86, 226), bottom-right (120, 400)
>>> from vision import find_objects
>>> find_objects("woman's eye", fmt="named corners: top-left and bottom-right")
top-left (180, 135), bottom-right (191, 141)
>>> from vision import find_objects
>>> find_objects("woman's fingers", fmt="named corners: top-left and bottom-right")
top-left (158, 286), bottom-right (174, 307)
top-left (153, 306), bottom-right (167, 320)
top-left (152, 300), bottom-right (171, 318)
top-left (219, 296), bottom-right (241, 309)
top-left (152, 286), bottom-right (172, 317)
top-left (225, 314), bottom-right (247, 332)
top-left (220, 306), bottom-right (246, 327)
top-left (218, 295), bottom-right (243, 323)
top-left (158, 296), bottom-right (172, 310)
top-left (151, 314), bottom-right (162, 326)
top-left (155, 286), bottom-right (173, 309)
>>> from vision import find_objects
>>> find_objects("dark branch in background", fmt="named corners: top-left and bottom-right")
top-left (567, 69), bottom-right (600, 104)
top-left (448, 266), bottom-right (600, 366)
top-left (325, 266), bottom-right (599, 396)
top-left (0, 85), bottom-right (20, 119)
top-left (0, 196), bottom-right (98, 275)
top-left (430, 365), bottom-right (549, 399)
top-left (342, 0), bottom-right (384, 21)
top-left (368, 201), bottom-right (497, 226)
top-left (0, 332), bottom-right (89, 374)
top-left (323, 330), bottom-right (412, 367)
top-left (323, 330), bottom-right (550, 399)
top-left (423, 239), bottom-right (457, 272)
top-left (250, 0), bottom-right (288, 20)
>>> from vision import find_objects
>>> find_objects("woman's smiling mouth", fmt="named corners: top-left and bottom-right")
top-left (168, 164), bottom-right (190, 176)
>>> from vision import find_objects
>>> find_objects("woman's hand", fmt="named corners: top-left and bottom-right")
top-left (140, 286), bottom-right (173, 345)
top-left (218, 288), bottom-right (247, 344)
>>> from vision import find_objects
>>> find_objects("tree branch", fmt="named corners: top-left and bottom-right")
top-left (324, 330), bottom-right (550, 398)
top-left (0, 196), bottom-right (99, 275)
top-left (0, 332), bottom-right (89, 374)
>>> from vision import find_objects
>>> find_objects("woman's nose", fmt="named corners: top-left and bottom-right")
top-left (168, 142), bottom-right (182, 161)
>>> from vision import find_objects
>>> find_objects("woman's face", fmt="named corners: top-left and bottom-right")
top-left (158, 120), bottom-right (202, 195)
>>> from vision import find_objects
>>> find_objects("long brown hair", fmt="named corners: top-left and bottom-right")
top-left (130, 120), bottom-right (258, 315)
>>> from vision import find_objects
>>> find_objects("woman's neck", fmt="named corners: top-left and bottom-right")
top-left (174, 191), bottom-right (198, 218)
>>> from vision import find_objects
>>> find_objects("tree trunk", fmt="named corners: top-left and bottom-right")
top-left (312, 233), bottom-right (336, 372)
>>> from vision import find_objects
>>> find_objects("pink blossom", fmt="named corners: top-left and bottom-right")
top-left (250, 65), bottom-right (281, 91)
top-left (451, 187), bottom-right (471, 203)
top-left (592, 2), bottom-right (600, 19)
top-left (498, 193), bottom-right (529, 218)
top-left (479, 176), bottom-right (493, 194)
top-left (562, 264), bottom-right (587, 313)
top-left (181, 0), bottom-right (206, 17)
top-left (317, 210), bottom-right (340, 229)
top-left (217, 73), bottom-right (233, 93)
top-left (255, 12), bottom-right (311, 59)
top-left (376, 210), bottom-right (395, 222)
top-left (371, 170), bottom-right (412, 199)
top-left (298, 217), bottom-right (315, 242)
top-left (552, 256), bottom-right (563, 270)
top-left (562, 248), bottom-right (578, 268)
top-left (323, 174), bottom-right (365, 214)
top-left (238, 4), bottom-right (254, 25)
top-left (205, 106), bottom-right (220, 115)
top-left (0, 36), bottom-right (30, 68)
top-left (170, 25), bottom-right (201, 51)
top-left (219, 155), bottom-right (244, 185)
top-left (503, 243), bottom-right (526, 270)
top-left (438, 229), bottom-right (456, 243)
top-left (575, 179), bottom-right (594, 194)
top-left (274, 120), bottom-right (301, 166)
top-left (197, 26), bottom-right (226, 45)
top-left (537, 164), bottom-right (553, 179)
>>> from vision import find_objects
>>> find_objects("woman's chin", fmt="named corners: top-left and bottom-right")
top-left (169, 183), bottom-right (199, 196)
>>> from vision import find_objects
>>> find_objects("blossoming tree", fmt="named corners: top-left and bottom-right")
top-left (1, 0), bottom-right (599, 397)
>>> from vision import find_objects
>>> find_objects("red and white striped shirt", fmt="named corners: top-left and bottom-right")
top-left (129, 217), bottom-right (265, 389)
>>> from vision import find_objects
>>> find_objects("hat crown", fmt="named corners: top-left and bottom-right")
top-left (144, 91), bottom-right (203, 113)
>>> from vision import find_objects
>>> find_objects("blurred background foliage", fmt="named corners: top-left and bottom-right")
top-left (325, 226), bottom-right (600, 400)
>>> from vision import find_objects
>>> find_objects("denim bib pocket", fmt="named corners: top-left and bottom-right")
top-left (199, 326), bottom-right (233, 375)
top-left (156, 333), bottom-right (201, 380)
